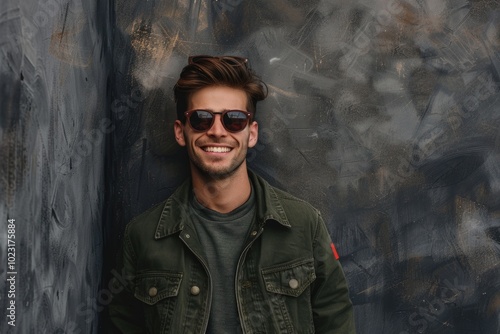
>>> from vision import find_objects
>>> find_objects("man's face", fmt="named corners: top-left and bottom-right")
top-left (174, 86), bottom-right (258, 180)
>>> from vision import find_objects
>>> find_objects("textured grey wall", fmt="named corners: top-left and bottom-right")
top-left (2, 0), bottom-right (500, 333)
top-left (108, 1), bottom-right (500, 333)
top-left (0, 0), bottom-right (111, 332)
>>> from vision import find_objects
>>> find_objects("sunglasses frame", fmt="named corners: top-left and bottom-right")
top-left (184, 109), bottom-right (253, 133)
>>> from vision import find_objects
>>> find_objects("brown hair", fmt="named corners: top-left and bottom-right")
top-left (173, 56), bottom-right (267, 121)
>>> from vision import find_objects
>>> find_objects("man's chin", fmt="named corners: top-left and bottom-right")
top-left (192, 161), bottom-right (245, 181)
top-left (201, 167), bottom-right (236, 180)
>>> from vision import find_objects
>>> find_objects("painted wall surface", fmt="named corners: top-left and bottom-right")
top-left (108, 1), bottom-right (500, 333)
top-left (1, 0), bottom-right (500, 333)
top-left (0, 0), bottom-right (111, 332)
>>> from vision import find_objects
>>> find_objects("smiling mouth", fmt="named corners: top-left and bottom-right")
top-left (203, 146), bottom-right (232, 153)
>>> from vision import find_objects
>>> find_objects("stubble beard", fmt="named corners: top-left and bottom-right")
top-left (191, 155), bottom-right (246, 182)
top-left (189, 142), bottom-right (248, 182)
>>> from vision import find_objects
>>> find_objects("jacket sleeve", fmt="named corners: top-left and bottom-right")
top-left (108, 224), bottom-right (146, 333)
top-left (311, 212), bottom-right (356, 333)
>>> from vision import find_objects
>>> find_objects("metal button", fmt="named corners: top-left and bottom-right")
top-left (148, 287), bottom-right (158, 297)
top-left (250, 230), bottom-right (258, 237)
top-left (190, 285), bottom-right (201, 295)
top-left (185, 233), bottom-right (190, 239)
top-left (289, 279), bottom-right (299, 289)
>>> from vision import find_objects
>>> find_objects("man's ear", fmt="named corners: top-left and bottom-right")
top-left (248, 121), bottom-right (258, 148)
top-left (174, 120), bottom-right (186, 146)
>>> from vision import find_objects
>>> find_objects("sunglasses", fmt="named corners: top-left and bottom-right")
top-left (184, 109), bottom-right (252, 133)
top-left (188, 55), bottom-right (249, 68)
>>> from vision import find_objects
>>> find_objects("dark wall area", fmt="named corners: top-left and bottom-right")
top-left (109, 1), bottom-right (500, 333)
top-left (1, 0), bottom-right (500, 333)
top-left (1, 0), bottom-right (111, 332)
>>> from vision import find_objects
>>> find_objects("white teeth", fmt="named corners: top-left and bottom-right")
top-left (204, 147), bottom-right (231, 153)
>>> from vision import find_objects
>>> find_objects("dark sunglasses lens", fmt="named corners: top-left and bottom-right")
top-left (189, 110), bottom-right (214, 131)
top-left (223, 111), bottom-right (249, 132)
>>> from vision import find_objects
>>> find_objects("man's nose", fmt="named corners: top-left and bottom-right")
top-left (206, 115), bottom-right (227, 136)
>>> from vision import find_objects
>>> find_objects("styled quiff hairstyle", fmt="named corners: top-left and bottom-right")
top-left (174, 56), bottom-right (267, 122)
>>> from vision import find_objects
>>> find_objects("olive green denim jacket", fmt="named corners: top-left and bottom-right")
top-left (109, 171), bottom-right (355, 333)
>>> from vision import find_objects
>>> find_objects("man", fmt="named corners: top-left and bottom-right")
top-left (109, 55), bottom-right (355, 333)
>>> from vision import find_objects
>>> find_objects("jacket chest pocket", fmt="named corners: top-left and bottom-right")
top-left (261, 258), bottom-right (316, 334)
top-left (134, 271), bottom-right (183, 333)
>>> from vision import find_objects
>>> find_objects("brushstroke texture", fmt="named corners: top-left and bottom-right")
top-left (2, 0), bottom-right (499, 333)
top-left (0, 0), bottom-right (111, 332)
top-left (108, 1), bottom-right (500, 333)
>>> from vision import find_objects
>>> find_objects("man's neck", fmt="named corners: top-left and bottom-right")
top-left (191, 168), bottom-right (252, 214)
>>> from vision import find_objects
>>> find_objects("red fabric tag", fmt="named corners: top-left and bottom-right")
top-left (331, 242), bottom-right (340, 260)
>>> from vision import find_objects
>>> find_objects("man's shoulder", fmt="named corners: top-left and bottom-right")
top-left (126, 178), bottom-right (191, 234)
top-left (126, 199), bottom-right (168, 233)
top-left (271, 186), bottom-right (320, 216)
top-left (250, 171), bottom-right (320, 221)
top-left (271, 185), bottom-right (315, 207)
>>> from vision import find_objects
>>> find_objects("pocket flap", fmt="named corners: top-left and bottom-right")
top-left (134, 271), bottom-right (183, 305)
top-left (261, 258), bottom-right (316, 297)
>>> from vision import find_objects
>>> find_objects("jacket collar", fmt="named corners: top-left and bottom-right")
top-left (154, 170), bottom-right (291, 239)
